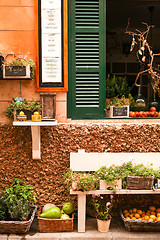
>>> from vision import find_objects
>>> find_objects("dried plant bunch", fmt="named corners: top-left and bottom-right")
top-left (126, 21), bottom-right (160, 96)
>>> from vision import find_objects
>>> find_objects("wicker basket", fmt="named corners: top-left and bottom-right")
top-left (37, 205), bottom-right (74, 233)
top-left (120, 206), bottom-right (160, 232)
top-left (0, 205), bottom-right (37, 234)
top-left (126, 176), bottom-right (154, 190)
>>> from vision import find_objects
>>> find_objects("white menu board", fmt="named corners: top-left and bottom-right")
top-left (41, 0), bottom-right (62, 83)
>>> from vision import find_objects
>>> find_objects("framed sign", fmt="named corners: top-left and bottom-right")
top-left (35, 0), bottom-right (68, 91)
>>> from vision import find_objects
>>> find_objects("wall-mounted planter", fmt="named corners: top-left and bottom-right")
top-left (3, 64), bottom-right (31, 79)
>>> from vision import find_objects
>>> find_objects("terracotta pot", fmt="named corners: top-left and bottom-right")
top-left (97, 218), bottom-right (111, 232)
top-left (100, 179), bottom-right (122, 190)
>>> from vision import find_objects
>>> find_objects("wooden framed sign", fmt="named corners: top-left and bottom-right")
top-left (35, 0), bottom-right (68, 91)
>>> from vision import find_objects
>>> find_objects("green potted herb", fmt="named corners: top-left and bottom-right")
top-left (105, 96), bottom-right (130, 118)
top-left (64, 169), bottom-right (98, 192)
top-left (126, 163), bottom-right (155, 190)
top-left (6, 97), bottom-right (41, 120)
top-left (95, 165), bottom-right (123, 190)
top-left (0, 178), bottom-right (37, 234)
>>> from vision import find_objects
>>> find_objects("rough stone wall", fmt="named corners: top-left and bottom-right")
top-left (0, 124), bottom-right (160, 207)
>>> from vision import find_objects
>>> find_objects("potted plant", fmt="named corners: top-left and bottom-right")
top-left (6, 97), bottom-right (41, 120)
top-left (3, 54), bottom-right (35, 79)
top-left (64, 169), bottom-right (98, 192)
top-left (95, 165), bottom-right (123, 190)
top-left (105, 96), bottom-right (130, 118)
top-left (92, 193), bottom-right (115, 232)
top-left (126, 163), bottom-right (155, 190)
top-left (0, 178), bottom-right (37, 233)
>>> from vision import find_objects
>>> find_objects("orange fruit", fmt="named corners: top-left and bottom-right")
top-left (129, 209), bottom-right (133, 213)
top-left (156, 208), bottom-right (160, 213)
top-left (129, 214), bottom-right (134, 218)
top-left (149, 218), bottom-right (154, 221)
top-left (138, 218), bottom-right (142, 220)
top-left (132, 217), bottom-right (136, 220)
top-left (146, 212), bottom-right (150, 216)
top-left (150, 215), bottom-right (156, 221)
top-left (150, 211), bottom-right (156, 216)
top-left (149, 206), bottom-right (156, 212)
top-left (144, 215), bottom-right (149, 221)
top-left (156, 217), bottom-right (160, 221)
top-left (125, 212), bottom-right (130, 217)
top-left (142, 213), bottom-right (145, 217)
top-left (132, 208), bottom-right (137, 213)
top-left (157, 213), bottom-right (160, 217)
top-left (126, 217), bottom-right (130, 219)
top-left (137, 210), bottom-right (142, 215)
top-left (135, 213), bottom-right (140, 219)
top-left (142, 216), bottom-right (145, 220)
top-left (123, 210), bottom-right (128, 214)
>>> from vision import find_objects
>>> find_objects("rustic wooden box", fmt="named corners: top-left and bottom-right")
top-left (126, 176), bottom-right (154, 190)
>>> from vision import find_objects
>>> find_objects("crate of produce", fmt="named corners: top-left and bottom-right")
top-left (37, 204), bottom-right (74, 233)
top-left (126, 176), bottom-right (154, 190)
top-left (120, 205), bottom-right (160, 231)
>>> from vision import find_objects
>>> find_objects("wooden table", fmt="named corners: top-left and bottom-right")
top-left (70, 189), bottom-right (160, 232)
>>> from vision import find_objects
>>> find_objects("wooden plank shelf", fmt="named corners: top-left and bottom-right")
top-left (70, 189), bottom-right (160, 195)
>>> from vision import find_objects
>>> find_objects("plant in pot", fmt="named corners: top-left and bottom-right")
top-left (126, 163), bottom-right (155, 190)
top-left (105, 96), bottom-right (131, 118)
top-left (95, 165), bottom-right (123, 190)
top-left (6, 98), bottom-right (41, 120)
top-left (106, 74), bottom-right (135, 117)
top-left (0, 178), bottom-right (37, 234)
top-left (64, 169), bottom-right (98, 192)
top-left (92, 193), bottom-right (115, 232)
top-left (3, 54), bottom-right (35, 79)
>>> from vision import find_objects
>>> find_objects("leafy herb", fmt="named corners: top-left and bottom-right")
top-left (6, 98), bottom-right (41, 119)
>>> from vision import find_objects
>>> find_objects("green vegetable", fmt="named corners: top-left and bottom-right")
top-left (62, 202), bottom-right (74, 215)
top-left (40, 207), bottom-right (61, 219)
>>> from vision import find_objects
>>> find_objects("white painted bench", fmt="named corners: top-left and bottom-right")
top-left (70, 150), bottom-right (160, 232)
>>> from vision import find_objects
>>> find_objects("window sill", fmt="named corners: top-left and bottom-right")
top-left (65, 118), bottom-right (160, 124)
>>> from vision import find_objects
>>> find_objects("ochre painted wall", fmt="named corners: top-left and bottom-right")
top-left (0, 0), bottom-right (67, 124)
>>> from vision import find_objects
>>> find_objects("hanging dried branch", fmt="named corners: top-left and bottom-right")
top-left (126, 22), bottom-right (160, 96)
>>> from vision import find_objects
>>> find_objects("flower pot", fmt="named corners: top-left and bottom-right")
top-left (97, 218), bottom-right (111, 232)
top-left (100, 179), bottom-right (122, 190)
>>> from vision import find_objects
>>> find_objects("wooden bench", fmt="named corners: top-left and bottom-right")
top-left (70, 149), bottom-right (160, 232)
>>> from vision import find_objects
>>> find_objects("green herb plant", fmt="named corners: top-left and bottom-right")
top-left (6, 98), bottom-right (41, 119)
top-left (1, 178), bottom-right (36, 221)
top-left (105, 95), bottom-right (130, 110)
top-left (64, 169), bottom-right (98, 191)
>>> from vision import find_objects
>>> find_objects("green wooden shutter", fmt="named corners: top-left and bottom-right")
top-left (67, 0), bottom-right (106, 119)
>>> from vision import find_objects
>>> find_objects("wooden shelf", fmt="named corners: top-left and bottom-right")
top-left (70, 189), bottom-right (160, 195)
top-left (13, 121), bottom-right (58, 159)
top-left (13, 120), bottom-right (57, 126)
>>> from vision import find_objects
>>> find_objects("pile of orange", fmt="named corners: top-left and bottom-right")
top-left (123, 206), bottom-right (160, 221)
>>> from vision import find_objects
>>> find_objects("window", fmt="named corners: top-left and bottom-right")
top-left (67, 0), bottom-right (160, 119)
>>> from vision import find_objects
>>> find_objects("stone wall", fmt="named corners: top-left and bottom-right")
top-left (0, 123), bottom-right (160, 207)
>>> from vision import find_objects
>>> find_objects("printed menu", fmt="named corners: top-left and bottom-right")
top-left (41, 0), bottom-right (62, 83)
